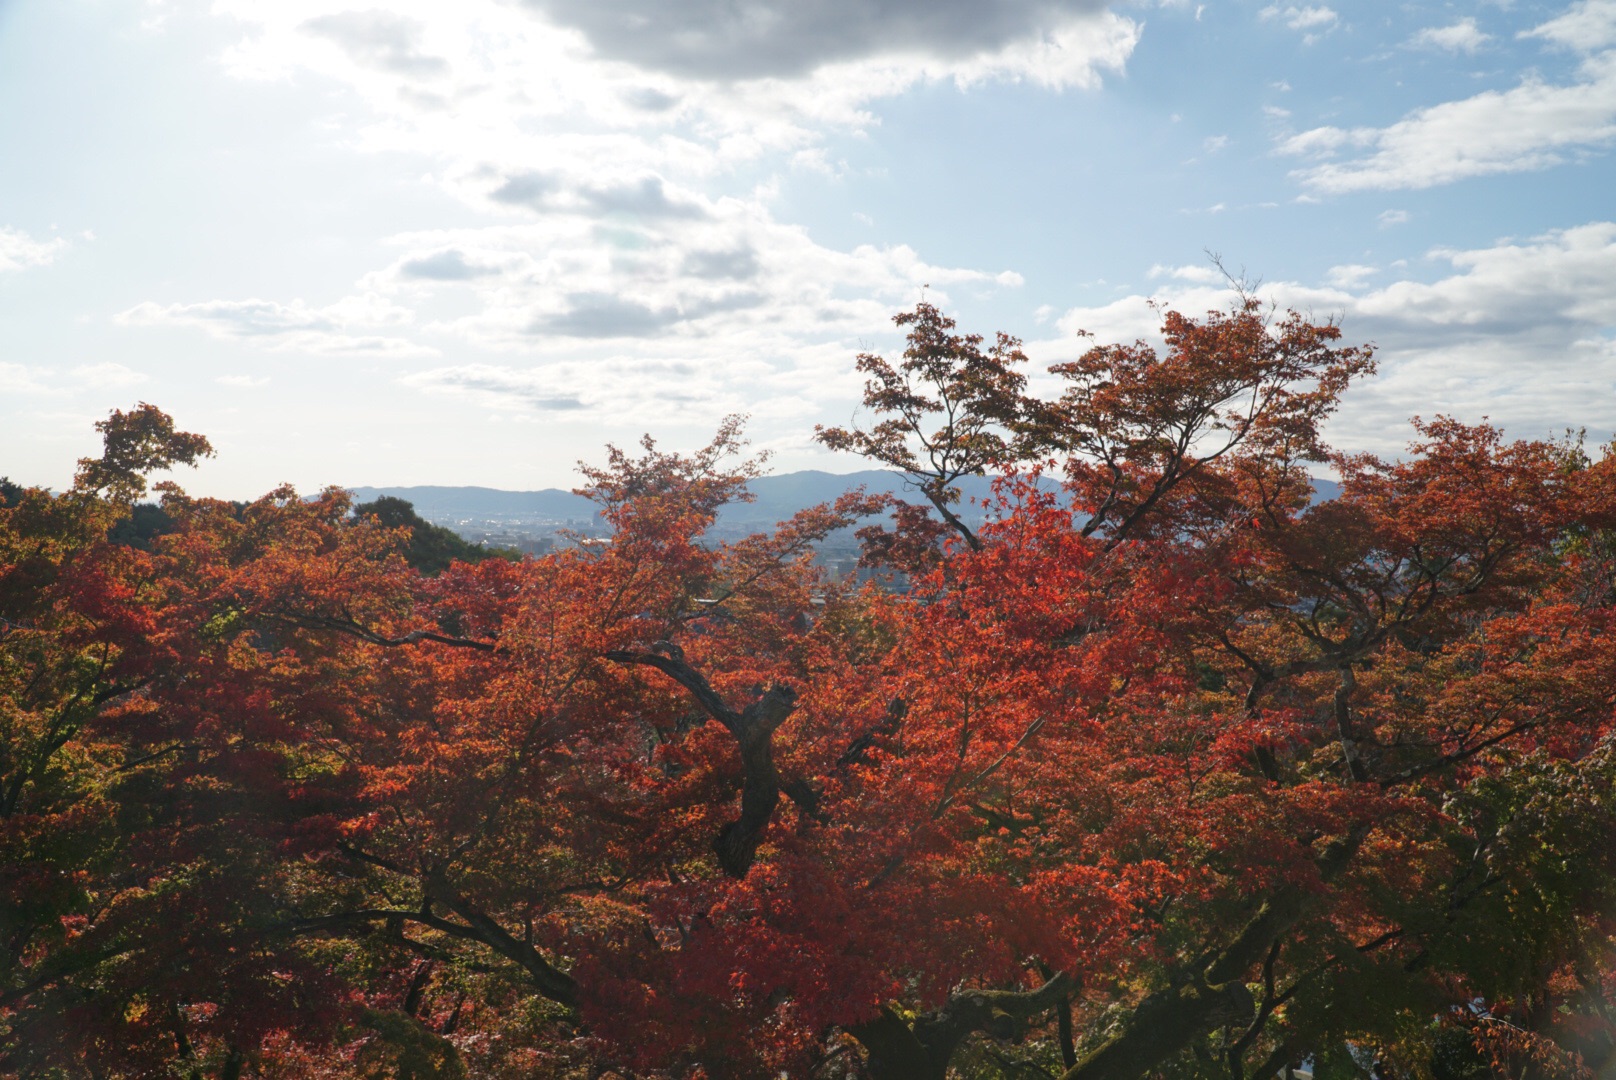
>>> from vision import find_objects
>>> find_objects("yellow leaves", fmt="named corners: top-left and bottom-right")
top-left (200, 606), bottom-right (244, 642)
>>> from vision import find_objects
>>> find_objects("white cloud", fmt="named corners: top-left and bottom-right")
top-left (936, 13), bottom-right (1140, 90)
top-left (1378, 209), bottom-right (1410, 226)
top-left (514, 0), bottom-right (1127, 82)
top-left (113, 0), bottom-right (1087, 419)
top-left (216, 374), bottom-right (271, 388)
top-left (403, 358), bottom-right (696, 416)
top-left (388, 247), bottom-right (508, 282)
top-left (1282, 6), bottom-right (1616, 195)
top-left (1044, 222), bottom-right (1616, 452)
top-left (71, 363), bottom-right (148, 388)
top-left (128, 207), bottom-right (1022, 421)
top-left (1408, 18), bottom-right (1490, 53)
top-left (0, 363), bottom-right (55, 394)
top-left (0, 226), bottom-right (69, 272)
top-left (117, 295), bottom-right (433, 357)
top-left (0, 362), bottom-right (147, 395)
top-left (1261, 4), bottom-right (1338, 30)
top-left (1279, 52), bottom-right (1616, 192)
top-left (214, 0), bottom-right (1137, 142)
top-left (299, 10), bottom-right (450, 78)
top-left (207, 0), bottom-right (1138, 182)
top-left (1326, 263), bottom-right (1377, 288)
top-left (1358, 222), bottom-right (1616, 328)
top-left (1148, 263), bottom-right (1222, 283)
top-left (1521, 0), bottom-right (1616, 52)
top-left (1278, 126), bottom-right (1366, 157)
top-left (1260, 4), bottom-right (1338, 41)
top-left (141, 0), bottom-right (176, 31)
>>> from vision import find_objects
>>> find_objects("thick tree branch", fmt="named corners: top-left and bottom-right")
top-left (606, 643), bottom-right (738, 730)
top-left (276, 612), bottom-right (497, 652)
top-left (423, 874), bottom-right (580, 1007)
top-left (852, 973), bottom-right (1077, 1080)
top-left (922, 484), bottom-right (983, 553)
top-left (608, 643), bottom-right (798, 876)
top-left (286, 894), bottom-right (580, 1011)
top-left (1059, 827), bottom-right (1369, 1080)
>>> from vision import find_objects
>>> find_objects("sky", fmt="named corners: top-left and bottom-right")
top-left (2, 0), bottom-right (1614, 496)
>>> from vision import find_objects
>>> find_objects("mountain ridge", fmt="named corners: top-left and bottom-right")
top-left (347, 471), bottom-right (1341, 525)
top-left (347, 470), bottom-right (992, 526)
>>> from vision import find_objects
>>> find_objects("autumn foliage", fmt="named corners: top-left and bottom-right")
top-left (4, 308), bottom-right (1616, 1080)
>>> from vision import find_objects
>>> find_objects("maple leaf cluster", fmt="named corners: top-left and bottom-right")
top-left (4, 308), bottom-right (1616, 1080)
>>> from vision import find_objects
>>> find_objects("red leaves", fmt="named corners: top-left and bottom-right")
top-left (10, 349), bottom-right (1616, 1079)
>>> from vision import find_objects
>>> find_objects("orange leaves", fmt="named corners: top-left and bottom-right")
top-left (801, 300), bottom-right (1616, 1073)
top-left (817, 303), bottom-right (1032, 555)
top-left (72, 401), bottom-right (213, 505)
top-left (11, 362), bottom-right (1616, 1077)
top-left (1036, 298), bottom-right (1374, 545)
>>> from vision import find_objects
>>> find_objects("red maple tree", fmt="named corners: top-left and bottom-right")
top-left (4, 308), bottom-right (1615, 1080)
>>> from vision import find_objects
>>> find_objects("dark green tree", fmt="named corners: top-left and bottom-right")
top-left (352, 495), bottom-right (515, 575)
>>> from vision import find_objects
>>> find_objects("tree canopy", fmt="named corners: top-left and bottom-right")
top-left (4, 304), bottom-right (1615, 1080)
top-left (350, 495), bottom-right (517, 575)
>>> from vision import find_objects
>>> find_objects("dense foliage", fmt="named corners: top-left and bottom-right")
top-left (348, 496), bottom-right (517, 576)
top-left (4, 305), bottom-right (1615, 1080)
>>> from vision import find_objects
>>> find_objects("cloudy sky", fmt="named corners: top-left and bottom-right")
top-left (3, 0), bottom-right (1614, 495)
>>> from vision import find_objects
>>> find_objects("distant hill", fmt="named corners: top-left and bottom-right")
top-left (1309, 477), bottom-right (1341, 503)
top-left (733, 471), bottom-right (1001, 524)
top-left (347, 471), bottom-right (1340, 528)
top-left (344, 484), bottom-right (598, 522)
top-left (347, 471), bottom-right (1003, 528)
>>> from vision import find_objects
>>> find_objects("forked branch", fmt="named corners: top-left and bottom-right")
top-left (608, 643), bottom-right (798, 876)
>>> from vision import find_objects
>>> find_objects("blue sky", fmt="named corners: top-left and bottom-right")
top-left (2, 0), bottom-right (1614, 495)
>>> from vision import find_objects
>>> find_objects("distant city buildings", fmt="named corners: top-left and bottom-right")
top-left (433, 513), bottom-right (888, 586)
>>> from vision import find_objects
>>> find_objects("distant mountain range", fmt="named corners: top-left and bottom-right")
top-left (348, 471), bottom-right (1341, 527)
top-left (347, 470), bottom-right (998, 527)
